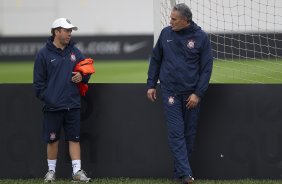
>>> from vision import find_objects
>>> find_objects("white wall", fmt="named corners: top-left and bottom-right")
top-left (0, 0), bottom-right (154, 36)
top-left (1, 0), bottom-right (282, 36)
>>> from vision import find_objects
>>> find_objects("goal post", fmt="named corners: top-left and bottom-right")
top-left (154, 0), bottom-right (282, 83)
top-left (153, 0), bottom-right (176, 45)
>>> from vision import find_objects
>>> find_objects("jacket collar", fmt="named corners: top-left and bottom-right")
top-left (46, 36), bottom-right (75, 54)
top-left (176, 21), bottom-right (200, 34)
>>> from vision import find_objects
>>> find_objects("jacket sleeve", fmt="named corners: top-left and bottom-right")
top-left (147, 32), bottom-right (163, 89)
top-left (33, 51), bottom-right (47, 102)
top-left (195, 33), bottom-right (213, 98)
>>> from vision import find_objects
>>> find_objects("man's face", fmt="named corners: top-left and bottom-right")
top-left (56, 28), bottom-right (72, 46)
top-left (170, 10), bottom-right (189, 31)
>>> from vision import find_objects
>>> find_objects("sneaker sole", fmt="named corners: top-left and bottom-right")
top-left (72, 179), bottom-right (91, 183)
top-left (44, 180), bottom-right (55, 183)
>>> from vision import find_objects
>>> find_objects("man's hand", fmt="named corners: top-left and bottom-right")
top-left (147, 88), bottom-right (157, 102)
top-left (186, 93), bottom-right (200, 109)
top-left (72, 72), bottom-right (82, 83)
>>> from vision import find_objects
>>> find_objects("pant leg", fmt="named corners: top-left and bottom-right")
top-left (43, 111), bottom-right (64, 143)
top-left (161, 90), bottom-right (192, 178)
top-left (182, 94), bottom-right (201, 158)
top-left (63, 108), bottom-right (81, 142)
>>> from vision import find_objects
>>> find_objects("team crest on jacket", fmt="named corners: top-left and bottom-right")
top-left (168, 96), bottom-right (175, 105)
top-left (187, 40), bottom-right (195, 49)
top-left (70, 53), bottom-right (76, 62)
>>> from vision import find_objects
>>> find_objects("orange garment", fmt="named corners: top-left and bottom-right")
top-left (74, 58), bottom-right (95, 96)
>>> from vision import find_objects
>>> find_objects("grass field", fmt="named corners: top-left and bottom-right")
top-left (0, 59), bottom-right (282, 83)
top-left (1, 178), bottom-right (282, 184)
top-left (0, 60), bottom-right (148, 84)
top-left (211, 59), bottom-right (282, 83)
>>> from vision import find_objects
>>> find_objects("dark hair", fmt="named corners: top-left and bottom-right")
top-left (51, 27), bottom-right (62, 36)
top-left (173, 3), bottom-right (192, 22)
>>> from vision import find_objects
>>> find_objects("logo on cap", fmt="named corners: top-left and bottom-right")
top-left (66, 19), bottom-right (71, 24)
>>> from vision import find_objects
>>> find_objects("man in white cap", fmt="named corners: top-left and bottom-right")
top-left (33, 18), bottom-right (91, 182)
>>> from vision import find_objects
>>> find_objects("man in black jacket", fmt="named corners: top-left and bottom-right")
top-left (147, 3), bottom-right (213, 184)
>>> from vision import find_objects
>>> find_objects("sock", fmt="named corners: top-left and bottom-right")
top-left (47, 159), bottom-right (57, 172)
top-left (72, 160), bottom-right (81, 174)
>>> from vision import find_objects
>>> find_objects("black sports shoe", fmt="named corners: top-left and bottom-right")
top-left (182, 176), bottom-right (194, 184)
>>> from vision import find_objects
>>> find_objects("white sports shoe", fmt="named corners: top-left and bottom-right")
top-left (72, 170), bottom-right (91, 182)
top-left (44, 170), bottom-right (55, 183)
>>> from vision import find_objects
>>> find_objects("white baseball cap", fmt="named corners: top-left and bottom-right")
top-left (51, 18), bottom-right (78, 30)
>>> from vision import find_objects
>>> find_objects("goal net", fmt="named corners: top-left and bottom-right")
top-left (154, 0), bottom-right (282, 83)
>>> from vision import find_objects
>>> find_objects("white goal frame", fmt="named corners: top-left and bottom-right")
top-left (153, 0), bottom-right (282, 83)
